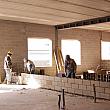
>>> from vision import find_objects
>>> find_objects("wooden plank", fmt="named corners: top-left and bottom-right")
top-left (0, 7), bottom-right (77, 25)
top-left (0, 1), bottom-right (93, 20)
top-left (56, 0), bottom-right (110, 12)
top-left (2, 0), bottom-right (109, 16)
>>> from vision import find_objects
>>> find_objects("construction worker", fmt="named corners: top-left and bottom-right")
top-left (65, 55), bottom-right (77, 78)
top-left (4, 51), bottom-right (13, 84)
top-left (23, 58), bottom-right (35, 74)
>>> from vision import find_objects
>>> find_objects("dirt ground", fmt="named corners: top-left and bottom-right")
top-left (0, 84), bottom-right (110, 110)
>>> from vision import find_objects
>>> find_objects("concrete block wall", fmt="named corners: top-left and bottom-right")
top-left (101, 32), bottom-right (110, 70)
top-left (0, 20), bottom-right (56, 82)
top-left (0, 20), bottom-right (27, 81)
top-left (21, 73), bottom-right (110, 100)
top-left (58, 28), bottom-right (101, 74)
top-left (58, 29), bottom-right (110, 74)
top-left (24, 23), bottom-right (56, 76)
top-left (0, 18), bottom-right (110, 82)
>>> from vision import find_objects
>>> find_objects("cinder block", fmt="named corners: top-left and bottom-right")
top-left (48, 85), bottom-right (54, 90)
top-left (64, 83), bottom-right (72, 88)
top-left (91, 80), bottom-right (100, 87)
top-left (37, 75), bottom-right (44, 80)
top-left (46, 85), bottom-right (51, 89)
top-left (68, 78), bottom-right (75, 84)
top-left (52, 81), bottom-right (58, 86)
top-left (83, 80), bottom-right (91, 86)
top-left (40, 80), bottom-right (45, 85)
top-left (79, 85), bottom-right (86, 90)
top-left (86, 85), bottom-right (93, 91)
top-left (98, 93), bottom-right (110, 100)
top-left (40, 83), bottom-right (45, 87)
top-left (100, 82), bottom-right (110, 88)
top-left (74, 79), bottom-right (83, 85)
top-left (43, 76), bottom-right (50, 80)
top-left (67, 88), bottom-right (75, 94)
top-left (91, 91), bottom-right (94, 97)
top-left (57, 82), bottom-right (62, 86)
top-left (42, 85), bottom-right (47, 88)
top-left (55, 86), bottom-right (62, 91)
top-left (49, 76), bottom-right (55, 81)
top-left (96, 92), bottom-right (104, 98)
top-left (82, 90), bottom-right (91, 96)
top-left (72, 84), bottom-right (78, 89)
top-left (105, 88), bottom-right (110, 94)
top-left (96, 87), bottom-right (104, 93)
top-left (62, 82), bottom-right (65, 87)
top-left (55, 77), bottom-right (61, 82)
top-left (46, 80), bottom-right (52, 85)
top-left (75, 89), bottom-right (82, 95)
top-left (62, 77), bottom-right (68, 83)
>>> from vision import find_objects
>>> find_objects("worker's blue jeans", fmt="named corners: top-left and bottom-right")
top-left (66, 70), bottom-right (75, 78)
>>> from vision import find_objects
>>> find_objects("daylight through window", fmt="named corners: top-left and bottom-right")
top-left (61, 40), bottom-right (81, 65)
top-left (101, 41), bottom-right (110, 60)
top-left (28, 38), bottom-right (52, 67)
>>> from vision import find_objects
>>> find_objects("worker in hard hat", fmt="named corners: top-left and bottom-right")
top-left (23, 58), bottom-right (35, 74)
top-left (4, 51), bottom-right (13, 84)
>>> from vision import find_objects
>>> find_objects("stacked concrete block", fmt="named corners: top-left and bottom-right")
top-left (91, 80), bottom-right (100, 87)
top-left (67, 88), bottom-right (75, 94)
top-left (100, 81), bottom-right (110, 88)
top-left (21, 73), bottom-right (110, 100)
top-left (54, 76), bottom-right (62, 91)
top-left (105, 88), bottom-right (110, 94)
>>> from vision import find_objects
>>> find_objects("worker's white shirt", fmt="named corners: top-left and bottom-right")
top-left (26, 61), bottom-right (35, 72)
top-left (26, 62), bottom-right (31, 72)
top-left (4, 55), bottom-right (12, 69)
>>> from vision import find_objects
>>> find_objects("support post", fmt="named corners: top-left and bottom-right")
top-left (62, 89), bottom-right (65, 109)
top-left (58, 94), bottom-right (61, 109)
top-left (93, 84), bottom-right (96, 103)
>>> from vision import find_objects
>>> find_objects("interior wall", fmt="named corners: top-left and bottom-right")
top-left (58, 28), bottom-right (102, 74)
top-left (0, 18), bottom-right (110, 80)
top-left (25, 23), bottom-right (56, 76)
top-left (0, 19), bottom-right (56, 81)
top-left (101, 32), bottom-right (110, 70)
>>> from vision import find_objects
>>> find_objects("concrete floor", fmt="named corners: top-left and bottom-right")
top-left (0, 84), bottom-right (110, 110)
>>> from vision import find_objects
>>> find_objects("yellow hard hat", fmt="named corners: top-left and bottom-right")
top-left (7, 50), bottom-right (13, 55)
